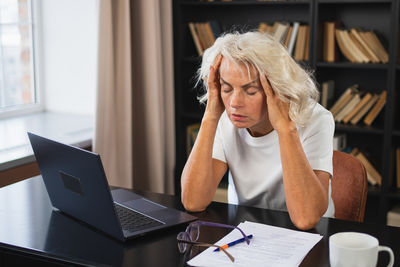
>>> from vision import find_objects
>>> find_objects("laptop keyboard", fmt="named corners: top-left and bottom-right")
top-left (115, 203), bottom-right (163, 232)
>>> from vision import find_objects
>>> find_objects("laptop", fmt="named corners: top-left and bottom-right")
top-left (27, 132), bottom-right (197, 241)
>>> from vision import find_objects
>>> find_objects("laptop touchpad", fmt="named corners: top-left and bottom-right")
top-left (123, 198), bottom-right (166, 213)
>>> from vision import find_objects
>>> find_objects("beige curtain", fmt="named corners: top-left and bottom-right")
top-left (131, 0), bottom-right (175, 194)
top-left (94, 0), bottom-right (175, 194)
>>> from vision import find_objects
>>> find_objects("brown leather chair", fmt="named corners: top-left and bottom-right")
top-left (331, 150), bottom-right (368, 222)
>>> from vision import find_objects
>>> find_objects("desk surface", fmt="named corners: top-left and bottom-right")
top-left (0, 176), bottom-right (399, 267)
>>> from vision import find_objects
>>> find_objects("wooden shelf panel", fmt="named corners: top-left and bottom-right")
top-left (335, 123), bottom-right (384, 135)
top-left (316, 62), bottom-right (389, 70)
top-left (318, 0), bottom-right (391, 4)
top-left (181, 0), bottom-right (311, 6)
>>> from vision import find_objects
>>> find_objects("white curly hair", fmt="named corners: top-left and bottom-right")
top-left (196, 31), bottom-right (319, 126)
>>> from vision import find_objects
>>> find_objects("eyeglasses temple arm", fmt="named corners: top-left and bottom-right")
top-left (196, 221), bottom-right (250, 244)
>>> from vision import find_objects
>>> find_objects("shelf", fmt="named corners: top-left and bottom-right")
top-left (174, 0), bottom-right (397, 225)
top-left (316, 62), bottom-right (388, 70)
top-left (335, 123), bottom-right (384, 135)
top-left (318, 0), bottom-right (391, 3)
top-left (181, 0), bottom-right (310, 6)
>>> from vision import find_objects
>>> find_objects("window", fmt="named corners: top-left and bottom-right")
top-left (0, 0), bottom-right (37, 114)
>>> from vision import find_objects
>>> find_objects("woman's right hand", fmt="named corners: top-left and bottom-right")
top-left (204, 55), bottom-right (225, 122)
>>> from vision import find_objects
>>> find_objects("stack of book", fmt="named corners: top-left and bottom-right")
top-left (350, 148), bottom-right (382, 186)
top-left (188, 21), bottom-right (221, 56)
top-left (323, 21), bottom-right (388, 64)
top-left (258, 21), bottom-right (309, 61)
top-left (328, 83), bottom-right (386, 126)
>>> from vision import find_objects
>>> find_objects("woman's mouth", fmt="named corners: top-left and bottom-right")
top-left (231, 114), bottom-right (247, 121)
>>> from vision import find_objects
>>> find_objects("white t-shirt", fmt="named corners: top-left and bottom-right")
top-left (212, 103), bottom-right (335, 217)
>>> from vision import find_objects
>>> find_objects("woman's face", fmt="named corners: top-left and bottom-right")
top-left (219, 57), bottom-right (271, 136)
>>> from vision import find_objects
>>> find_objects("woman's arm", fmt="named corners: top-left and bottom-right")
top-left (260, 74), bottom-right (329, 230)
top-left (181, 55), bottom-right (228, 212)
top-left (278, 129), bottom-right (330, 230)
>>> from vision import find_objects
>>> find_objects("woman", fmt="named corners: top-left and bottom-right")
top-left (181, 31), bottom-right (335, 230)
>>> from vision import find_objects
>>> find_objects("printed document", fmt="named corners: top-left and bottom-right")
top-left (187, 221), bottom-right (322, 267)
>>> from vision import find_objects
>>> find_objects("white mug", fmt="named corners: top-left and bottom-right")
top-left (329, 232), bottom-right (394, 267)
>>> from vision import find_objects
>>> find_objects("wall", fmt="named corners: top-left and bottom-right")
top-left (39, 0), bottom-right (98, 116)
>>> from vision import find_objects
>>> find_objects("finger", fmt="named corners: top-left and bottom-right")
top-left (208, 54), bottom-right (223, 87)
top-left (259, 73), bottom-right (274, 97)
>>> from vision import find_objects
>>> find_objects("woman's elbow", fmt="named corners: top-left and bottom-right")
top-left (181, 198), bottom-right (207, 212)
top-left (181, 191), bottom-right (209, 212)
top-left (292, 215), bottom-right (321, 230)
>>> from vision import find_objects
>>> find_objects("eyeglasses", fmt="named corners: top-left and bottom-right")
top-left (177, 221), bottom-right (251, 262)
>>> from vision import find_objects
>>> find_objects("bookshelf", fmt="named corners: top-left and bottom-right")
top-left (172, 0), bottom-right (400, 224)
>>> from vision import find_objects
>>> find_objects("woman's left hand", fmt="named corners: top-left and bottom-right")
top-left (259, 74), bottom-right (296, 133)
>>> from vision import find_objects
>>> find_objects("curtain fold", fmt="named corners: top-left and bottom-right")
top-left (94, 0), bottom-right (175, 194)
top-left (131, 0), bottom-right (175, 194)
top-left (94, 0), bottom-right (133, 189)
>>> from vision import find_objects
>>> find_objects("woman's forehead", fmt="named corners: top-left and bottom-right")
top-left (220, 57), bottom-right (258, 80)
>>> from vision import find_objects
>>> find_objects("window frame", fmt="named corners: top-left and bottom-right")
top-left (0, 0), bottom-right (43, 120)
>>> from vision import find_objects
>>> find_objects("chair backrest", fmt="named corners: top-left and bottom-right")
top-left (331, 150), bottom-right (368, 222)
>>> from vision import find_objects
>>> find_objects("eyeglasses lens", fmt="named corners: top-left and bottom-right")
top-left (177, 231), bottom-right (189, 253)
top-left (187, 223), bottom-right (200, 242)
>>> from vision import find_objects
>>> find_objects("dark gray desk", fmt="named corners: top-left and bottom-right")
top-left (0, 176), bottom-right (399, 266)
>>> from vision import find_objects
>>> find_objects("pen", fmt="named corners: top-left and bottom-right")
top-left (213, 234), bottom-right (253, 252)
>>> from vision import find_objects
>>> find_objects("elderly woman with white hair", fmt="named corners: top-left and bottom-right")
top-left (181, 31), bottom-right (335, 230)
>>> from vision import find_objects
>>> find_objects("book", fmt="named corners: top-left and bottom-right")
top-left (350, 28), bottom-right (379, 63)
top-left (341, 30), bottom-right (369, 63)
top-left (353, 149), bottom-right (382, 186)
top-left (363, 90), bottom-right (387, 126)
top-left (201, 22), bottom-right (214, 49)
top-left (367, 31), bottom-right (389, 63)
top-left (321, 80), bottom-right (335, 108)
top-left (204, 22), bottom-right (216, 46)
top-left (258, 22), bottom-right (272, 33)
top-left (323, 21), bottom-right (340, 62)
top-left (329, 84), bottom-right (359, 116)
top-left (348, 30), bottom-right (373, 63)
top-left (334, 92), bottom-right (361, 122)
top-left (350, 94), bottom-right (379, 125)
top-left (397, 148), bottom-right (400, 189)
top-left (359, 30), bottom-right (389, 63)
top-left (304, 25), bottom-right (310, 61)
top-left (283, 25), bottom-right (293, 48)
top-left (194, 23), bottom-right (208, 52)
top-left (287, 22), bottom-right (300, 56)
top-left (294, 24), bottom-right (307, 61)
top-left (342, 92), bottom-right (372, 123)
top-left (273, 22), bottom-right (290, 43)
top-left (186, 123), bottom-right (200, 156)
top-left (188, 22), bottom-right (204, 56)
top-left (335, 29), bottom-right (357, 63)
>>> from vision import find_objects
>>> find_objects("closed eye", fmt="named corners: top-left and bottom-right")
top-left (221, 85), bottom-right (233, 93)
top-left (245, 87), bottom-right (260, 95)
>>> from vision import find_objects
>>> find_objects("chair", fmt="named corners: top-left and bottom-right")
top-left (331, 150), bottom-right (368, 222)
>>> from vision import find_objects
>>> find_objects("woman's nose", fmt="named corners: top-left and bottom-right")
top-left (230, 91), bottom-right (244, 108)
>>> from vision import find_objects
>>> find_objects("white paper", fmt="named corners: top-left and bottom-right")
top-left (187, 221), bottom-right (322, 267)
